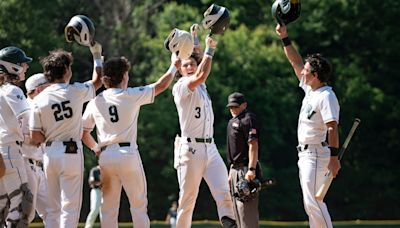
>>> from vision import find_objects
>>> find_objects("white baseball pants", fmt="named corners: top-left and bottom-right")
top-left (99, 144), bottom-right (150, 228)
top-left (24, 158), bottom-right (48, 224)
top-left (297, 144), bottom-right (333, 228)
top-left (84, 188), bottom-right (101, 228)
top-left (174, 141), bottom-right (235, 228)
top-left (0, 144), bottom-right (28, 225)
top-left (43, 141), bottom-right (84, 228)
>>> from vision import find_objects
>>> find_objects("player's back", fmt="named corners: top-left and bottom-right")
top-left (31, 82), bottom-right (94, 142)
top-left (85, 86), bottom-right (154, 149)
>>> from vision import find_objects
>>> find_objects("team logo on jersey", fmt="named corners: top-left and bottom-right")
top-left (16, 94), bottom-right (24, 100)
top-left (188, 147), bottom-right (196, 155)
top-left (139, 87), bottom-right (145, 91)
top-left (232, 122), bottom-right (239, 128)
top-left (303, 104), bottom-right (316, 119)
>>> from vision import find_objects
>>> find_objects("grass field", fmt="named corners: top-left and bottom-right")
top-left (28, 220), bottom-right (400, 227)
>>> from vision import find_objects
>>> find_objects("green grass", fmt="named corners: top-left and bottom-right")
top-left (29, 220), bottom-right (400, 228)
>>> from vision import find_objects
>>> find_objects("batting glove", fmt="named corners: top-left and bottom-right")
top-left (190, 23), bottom-right (200, 46)
top-left (90, 41), bottom-right (102, 60)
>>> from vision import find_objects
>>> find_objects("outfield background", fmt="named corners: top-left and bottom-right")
top-left (1, 0), bottom-right (399, 224)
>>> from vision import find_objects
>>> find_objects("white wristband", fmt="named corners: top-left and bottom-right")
top-left (167, 65), bottom-right (177, 75)
top-left (94, 59), bottom-right (103, 68)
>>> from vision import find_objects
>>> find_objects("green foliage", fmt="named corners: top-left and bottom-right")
top-left (3, 0), bottom-right (399, 222)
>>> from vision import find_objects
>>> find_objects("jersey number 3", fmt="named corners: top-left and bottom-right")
top-left (51, 100), bottom-right (73, 122)
top-left (109, 105), bottom-right (119, 123)
top-left (195, 107), bottom-right (201, 118)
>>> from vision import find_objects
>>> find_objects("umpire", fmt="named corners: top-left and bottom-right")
top-left (226, 92), bottom-right (261, 228)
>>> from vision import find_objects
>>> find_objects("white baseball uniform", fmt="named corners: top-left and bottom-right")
top-left (20, 97), bottom-right (48, 224)
top-left (172, 77), bottom-right (235, 228)
top-left (29, 82), bottom-right (95, 228)
top-left (0, 83), bottom-right (30, 225)
top-left (297, 76), bottom-right (339, 228)
top-left (82, 85), bottom-right (155, 228)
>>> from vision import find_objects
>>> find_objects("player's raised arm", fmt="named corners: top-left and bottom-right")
top-left (89, 41), bottom-right (103, 90)
top-left (154, 54), bottom-right (181, 96)
top-left (191, 23), bottom-right (203, 57)
top-left (275, 23), bottom-right (304, 80)
top-left (186, 35), bottom-right (218, 91)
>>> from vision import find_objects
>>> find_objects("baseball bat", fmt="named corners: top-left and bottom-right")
top-left (315, 118), bottom-right (361, 200)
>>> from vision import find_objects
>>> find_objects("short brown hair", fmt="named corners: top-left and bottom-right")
top-left (305, 53), bottom-right (333, 83)
top-left (40, 49), bottom-right (73, 83)
top-left (102, 57), bottom-right (131, 88)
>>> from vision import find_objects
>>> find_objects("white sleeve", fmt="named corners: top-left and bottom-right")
top-left (127, 84), bottom-right (155, 106)
top-left (320, 92), bottom-right (340, 124)
top-left (5, 86), bottom-right (30, 119)
top-left (72, 81), bottom-right (96, 102)
top-left (29, 103), bottom-right (43, 132)
top-left (82, 100), bottom-right (96, 132)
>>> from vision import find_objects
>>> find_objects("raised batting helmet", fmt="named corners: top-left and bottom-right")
top-left (65, 15), bottom-right (95, 47)
top-left (164, 28), bottom-right (194, 60)
top-left (0, 46), bottom-right (32, 75)
top-left (202, 4), bottom-right (230, 35)
top-left (271, 0), bottom-right (301, 25)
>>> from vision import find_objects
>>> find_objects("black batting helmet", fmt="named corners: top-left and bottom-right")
top-left (202, 4), bottom-right (230, 35)
top-left (65, 15), bottom-right (95, 47)
top-left (271, 0), bottom-right (301, 25)
top-left (0, 46), bottom-right (32, 75)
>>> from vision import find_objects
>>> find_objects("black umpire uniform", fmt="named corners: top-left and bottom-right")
top-left (226, 92), bottom-right (261, 228)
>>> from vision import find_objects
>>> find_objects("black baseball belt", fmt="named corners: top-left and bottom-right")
top-left (185, 137), bottom-right (214, 143)
top-left (297, 142), bottom-right (328, 152)
top-left (101, 142), bottom-right (131, 152)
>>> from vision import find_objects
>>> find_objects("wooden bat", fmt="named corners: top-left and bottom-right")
top-left (315, 118), bottom-right (361, 200)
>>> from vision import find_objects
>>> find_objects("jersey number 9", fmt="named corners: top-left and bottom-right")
top-left (109, 105), bottom-right (119, 123)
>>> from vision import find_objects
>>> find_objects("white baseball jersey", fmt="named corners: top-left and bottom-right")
top-left (21, 98), bottom-right (43, 161)
top-left (298, 76), bottom-right (340, 144)
top-left (0, 84), bottom-right (30, 145)
top-left (29, 82), bottom-right (95, 142)
top-left (83, 85), bottom-right (155, 149)
top-left (172, 77), bottom-right (214, 138)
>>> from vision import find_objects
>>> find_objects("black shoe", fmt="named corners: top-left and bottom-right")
top-left (221, 216), bottom-right (237, 228)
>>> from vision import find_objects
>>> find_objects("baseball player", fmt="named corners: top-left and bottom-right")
top-left (81, 55), bottom-right (179, 228)
top-left (84, 165), bottom-right (101, 228)
top-left (276, 23), bottom-right (341, 228)
top-left (29, 44), bottom-right (103, 228)
top-left (20, 73), bottom-right (49, 225)
top-left (0, 46), bottom-right (33, 227)
top-left (172, 34), bottom-right (237, 227)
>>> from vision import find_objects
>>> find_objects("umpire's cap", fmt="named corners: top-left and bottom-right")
top-left (227, 92), bottom-right (246, 107)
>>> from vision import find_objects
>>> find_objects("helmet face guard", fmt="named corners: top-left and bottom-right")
top-left (164, 28), bottom-right (194, 60)
top-left (202, 4), bottom-right (230, 35)
top-left (271, 0), bottom-right (301, 25)
top-left (0, 46), bottom-right (32, 75)
top-left (65, 15), bottom-right (95, 46)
